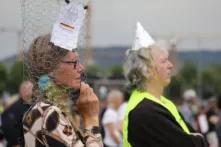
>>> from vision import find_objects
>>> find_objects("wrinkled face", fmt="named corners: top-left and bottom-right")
top-left (52, 51), bottom-right (84, 90)
top-left (151, 47), bottom-right (174, 87)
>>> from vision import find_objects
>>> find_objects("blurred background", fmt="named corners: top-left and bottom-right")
top-left (1, 0), bottom-right (221, 99)
top-left (0, 0), bottom-right (221, 146)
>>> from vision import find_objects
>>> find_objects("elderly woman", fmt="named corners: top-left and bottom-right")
top-left (22, 34), bottom-right (102, 147)
top-left (122, 22), bottom-right (208, 147)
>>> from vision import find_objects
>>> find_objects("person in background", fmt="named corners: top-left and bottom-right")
top-left (180, 89), bottom-right (199, 130)
top-left (216, 95), bottom-right (221, 145)
top-left (117, 88), bottom-right (130, 132)
top-left (196, 104), bottom-right (209, 135)
top-left (102, 90), bottom-right (123, 147)
top-left (99, 87), bottom-right (108, 139)
top-left (206, 97), bottom-right (219, 147)
top-left (1, 81), bottom-right (33, 147)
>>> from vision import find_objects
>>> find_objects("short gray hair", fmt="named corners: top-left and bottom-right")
top-left (123, 41), bottom-right (169, 91)
top-left (123, 47), bottom-right (153, 91)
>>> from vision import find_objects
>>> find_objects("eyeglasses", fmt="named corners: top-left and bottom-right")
top-left (62, 60), bottom-right (80, 69)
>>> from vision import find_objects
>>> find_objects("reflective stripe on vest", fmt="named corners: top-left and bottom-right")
top-left (123, 89), bottom-right (190, 147)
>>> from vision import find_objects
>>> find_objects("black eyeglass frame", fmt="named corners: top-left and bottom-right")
top-left (61, 60), bottom-right (80, 69)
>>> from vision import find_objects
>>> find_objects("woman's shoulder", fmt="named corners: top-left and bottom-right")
top-left (22, 102), bottom-right (83, 146)
top-left (23, 101), bottom-right (61, 128)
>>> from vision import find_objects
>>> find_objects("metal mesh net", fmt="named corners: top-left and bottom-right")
top-left (20, 0), bottom-right (88, 51)
top-left (20, 0), bottom-right (90, 98)
top-left (20, 0), bottom-right (90, 78)
top-left (22, 0), bottom-right (67, 50)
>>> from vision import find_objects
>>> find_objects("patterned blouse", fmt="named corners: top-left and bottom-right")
top-left (22, 101), bottom-right (103, 147)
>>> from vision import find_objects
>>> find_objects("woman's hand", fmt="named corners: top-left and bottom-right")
top-left (76, 82), bottom-right (100, 128)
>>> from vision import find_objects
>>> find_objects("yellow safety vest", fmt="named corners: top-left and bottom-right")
top-left (123, 89), bottom-right (190, 147)
top-left (0, 105), bottom-right (4, 114)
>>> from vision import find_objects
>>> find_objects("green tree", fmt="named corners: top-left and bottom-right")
top-left (7, 61), bottom-right (27, 94)
top-left (178, 61), bottom-right (197, 89)
top-left (85, 64), bottom-right (102, 78)
top-left (201, 64), bottom-right (221, 97)
top-left (0, 64), bottom-right (7, 95)
top-left (165, 61), bottom-right (221, 100)
top-left (166, 61), bottom-right (198, 99)
top-left (108, 64), bottom-right (124, 79)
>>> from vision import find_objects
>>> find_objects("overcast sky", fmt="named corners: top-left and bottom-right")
top-left (0, 0), bottom-right (221, 60)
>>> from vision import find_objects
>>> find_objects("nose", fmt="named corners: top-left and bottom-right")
top-left (77, 63), bottom-right (85, 73)
top-left (168, 61), bottom-right (174, 69)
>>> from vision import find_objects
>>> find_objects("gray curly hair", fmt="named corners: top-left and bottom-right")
top-left (27, 34), bottom-right (69, 81)
top-left (27, 34), bottom-right (69, 100)
top-left (123, 47), bottom-right (152, 91)
top-left (123, 41), bottom-right (169, 91)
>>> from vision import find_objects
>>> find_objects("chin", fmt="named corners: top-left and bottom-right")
top-left (164, 78), bottom-right (171, 86)
top-left (72, 83), bottom-right (81, 90)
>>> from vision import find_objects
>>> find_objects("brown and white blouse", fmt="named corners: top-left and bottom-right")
top-left (23, 101), bottom-right (103, 147)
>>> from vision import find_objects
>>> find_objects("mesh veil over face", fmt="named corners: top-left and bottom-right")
top-left (27, 34), bottom-right (69, 101)
top-left (27, 34), bottom-right (68, 81)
